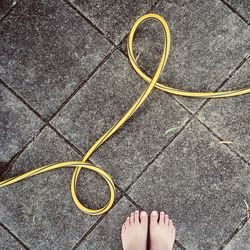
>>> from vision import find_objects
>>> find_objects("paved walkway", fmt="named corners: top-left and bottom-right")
top-left (0, 0), bottom-right (249, 249)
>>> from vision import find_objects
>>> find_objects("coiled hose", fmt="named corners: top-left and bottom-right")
top-left (1, 13), bottom-right (249, 215)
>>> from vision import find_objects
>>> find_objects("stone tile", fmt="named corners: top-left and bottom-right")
top-left (0, 0), bottom-right (112, 118)
top-left (69, 0), bottom-right (155, 44)
top-left (52, 50), bottom-right (191, 189)
top-left (0, 0), bottom-right (17, 19)
top-left (120, 0), bottom-right (250, 112)
top-left (77, 196), bottom-right (183, 250)
top-left (0, 225), bottom-right (25, 250)
top-left (225, 0), bottom-right (250, 24)
top-left (224, 223), bottom-right (250, 250)
top-left (198, 59), bottom-right (250, 162)
top-left (0, 83), bottom-right (43, 165)
top-left (0, 126), bottom-right (120, 250)
top-left (128, 119), bottom-right (250, 249)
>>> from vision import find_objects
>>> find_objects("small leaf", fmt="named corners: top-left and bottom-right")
top-left (33, 214), bottom-right (36, 224)
top-left (163, 126), bottom-right (180, 135)
top-left (218, 141), bottom-right (233, 144)
top-left (135, 51), bottom-right (141, 62)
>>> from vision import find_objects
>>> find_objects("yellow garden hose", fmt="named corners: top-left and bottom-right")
top-left (1, 13), bottom-right (249, 215)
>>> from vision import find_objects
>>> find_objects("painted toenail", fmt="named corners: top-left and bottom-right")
top-left (152, 211), bottom-right (158, 216)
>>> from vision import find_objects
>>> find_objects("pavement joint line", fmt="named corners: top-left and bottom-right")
top-left (124, 193), bottom-right (186, 250)
top-left (220, 217), bottom-right (249, 249)
top-left (150, 0), bottom-right (162, 12)
top-left (47, 123), bottom-right (85, 157)
top-left (46, 46), bottom-right (117, 122)
top-left (115, 0), bottom-right (161, 56)
top-left (220, 0), bottom-right (249, 25)
top-left (0, 222), bottom-right (30, 250)
top-left (194, 54), bottom-right (250, 117)
top-left (62, 0), bottom-right (117, 47)
top-left (48, 122), bottom-right (127, 194)
top-left (0, 124), bottom-right (47, 179)
top-left (0, 45), bottom-right (117, 170)
top-left (71, 192), bottom-right (125, 250)
top-left (194, 116), bottom-right (250, 168)
top-left (123, 116), bottom-right (194, 194)
top-left (64, 0), bottom-right (161, 49)
top-left (0, 79), bottom-right (47, 123)
top-left (47, 123), bottom-right (125, 193)
top-left (0, 0), bottom-right (20, 24)
top-left (123, 193), bottom-right (143, 210)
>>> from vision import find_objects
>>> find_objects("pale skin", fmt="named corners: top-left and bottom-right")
top-left (121, 210), bottom-right (176, 250)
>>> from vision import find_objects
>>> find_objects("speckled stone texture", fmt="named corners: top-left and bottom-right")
top-left (0, 225), bottom-right (25, 250)
top-left (199, 59), bottom-right (250, 162)
top-left (0, 83), bottom-right (43, 164)
top-left (69, 0), bottom-right (156, 44)
top-left (128, 119), bottom-right (250, 249)
top-left (52, 50), bottom-right (191, 189)
top-left (0, 0), bottom-right (249, 249)
top-left (0, 0), bottom-right (112, 118)
top-left (224, 224), bottom-right (250, 250)
top-left (0, 0), bottom-right (17, 19)
top-left (0, 126), bottom-right (120, 249)
top-left (225, 0), bottom-right (250, 24)
top-left (120, 0), bottom-right (250, 112)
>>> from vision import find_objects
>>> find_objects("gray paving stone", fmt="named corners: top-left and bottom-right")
top-left (198, 59), bottom-right (250, 163)
top-left (0, 225), bottom-right (25, 250)
top-left (225, 0), bottom-right (250, 24)
top-left (0, 0), bottom-right (17, 20)
top-left (0, 0), bottom-right (112, 118)
top-left (0, 126), bottom-right (120, 249)
top-left (120, 0), bottom-right (250, 113)
top-left (224, 223), bottom-right (250, 250)
top-left (52, 50), bottom-right (191, 189)
top-left (69, 0), bottom-right (155, 44)
top-left (78, 197), bottom-right (182, 250)
top-left (128, 119), bottom-right (250, 249)
top-left (0, 83), bottom-right (43, 165)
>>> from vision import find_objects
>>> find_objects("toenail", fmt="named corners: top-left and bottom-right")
top-left (141, 211), bottom-right (147, 216)
top-left (135, 210), bottom-right (139, 213)
top-left (152, 211), bottom-right (158, 216)
top-left (160, 211), bottom-right (164, 214)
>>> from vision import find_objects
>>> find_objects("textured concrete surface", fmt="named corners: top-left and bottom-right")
top-left (0, 0), bottom-right (249, 249)
top-left (0, 225), bottom-right (25, 250)
top-left (225, 0), bottom-right (250, 24)
top-left (0, 0), bottom-right (17, 19)
top-left (69, 0), bottom-right (156, 44)
top-left (0, 0), bottom-right (112, 118)
top-left (199, 59), bottom-right (250, 162)
top-left (128, 119), bottom-right (250, 249)
top-left (0, 84), bottom-right (43, 163)
top-left (224, 223), bottom-right (250, 250)
top-left (120, 0), bottom-right (250, 112)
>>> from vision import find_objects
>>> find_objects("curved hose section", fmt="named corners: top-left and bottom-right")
top-left (0, 13), bottom-right (249, 215)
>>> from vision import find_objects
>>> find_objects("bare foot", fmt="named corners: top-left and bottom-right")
top-left (121, 210), bottom-right (148, 250)
top-left (149, 211), bottom-right (176, 250)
